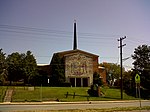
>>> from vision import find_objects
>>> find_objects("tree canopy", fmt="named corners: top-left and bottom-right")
top-left (6, 52), bottom-right (24, 84)
top-left (0, 49), bottom-right (7, 84)
top-left (93, 72), bottom-right (103, 86)
top-left (132, 44), bottom-right (150, 90)
top-left (23, 51), bottom-right (38, 84)
top-left (50, 53), bottom-right (65, 86)
top-left (99, 62), bottom-right (122, 86)
top-left (2, 50), bottom-right (38, 85)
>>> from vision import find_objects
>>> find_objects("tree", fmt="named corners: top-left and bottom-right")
top-left (93, 72), bottom-right (103, 86)
top-left (88, 72), bottom-right (103, 97)
top-left (6, 51), bottom-right (38, 85)
top-left (0, 49), bottom-right (7, 85)
top-left (6, 52), bottom-right (24, 85)
top-left (50, 53), bottom-right (65, 86)
top-left (132, 45), bottom-right (150, 90)
top-left (23, 51), bottom-right (38, 85)
top-left (37, 69), bottom-right (48, 86)
top-left (123, 70), bottom-right (134, 89)
top-left (123, 70), bottom-right (136, 96)
top-left (99, 62), bottom-right (123, 86)
top-left (0, 49), bottom-right (6, 72)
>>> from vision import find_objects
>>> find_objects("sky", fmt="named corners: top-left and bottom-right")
top-left (0, 0), bottom-right (150, 70)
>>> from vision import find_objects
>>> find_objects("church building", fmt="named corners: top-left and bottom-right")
top-left (49, 22), bottom-right (99, 87)
top-left (38, 22), bottom-right (106, 87)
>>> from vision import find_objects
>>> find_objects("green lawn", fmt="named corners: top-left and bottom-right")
top-left (12, 86), bottom-right (137, 102)
top-left (0, 86), bottom-right (7, 102)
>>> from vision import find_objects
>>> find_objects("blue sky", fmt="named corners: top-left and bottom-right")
top-left (0, 0), bottom-right (150, 70)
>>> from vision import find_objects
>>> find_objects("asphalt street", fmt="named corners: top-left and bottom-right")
top-left (0, 100), bottom-right (150, 112)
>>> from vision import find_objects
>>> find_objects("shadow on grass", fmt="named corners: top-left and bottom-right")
top-left (65, 93), bottom-right (88, 98)
top-left (64, 92), bottom-right (122, 101)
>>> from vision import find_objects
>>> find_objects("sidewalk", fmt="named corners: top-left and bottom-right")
top-left (0, 100), bottom-right (149, 105)
top-left (0, 100), bottom-right (149, 112)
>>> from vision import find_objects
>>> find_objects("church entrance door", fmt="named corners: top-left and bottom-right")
top-left (83, 78), bottom-right (88, 87)
top-left (70, 78), bottom-right (75, 87)
top-left (76, 78), bottom-right (81, 87)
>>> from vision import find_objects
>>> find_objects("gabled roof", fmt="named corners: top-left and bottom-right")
top-left (55, 49), bottom-right (99, 57)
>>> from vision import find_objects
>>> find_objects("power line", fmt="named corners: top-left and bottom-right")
top-left (0, 24), bottom-right (149, 45)
top-left (1, 24), bottom-right (149, 47)
top-left (0, 24), bottom-right (119, 39)
top-left (0, 24), bottom-right (73, 35)
top-left (126, 39), bottom-right (146, 45)
top-left (0, 26), bottom-right (119, 47)
top-left (0, 28), bottom-right (119, 45)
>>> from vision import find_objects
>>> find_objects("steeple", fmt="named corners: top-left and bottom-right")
top-left (73, 20), bottom-right (77, 50)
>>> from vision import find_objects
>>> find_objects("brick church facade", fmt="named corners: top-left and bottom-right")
top-left (50, 49), bottom-right (99, 87)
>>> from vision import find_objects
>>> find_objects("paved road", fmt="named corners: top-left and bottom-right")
top-left (0, 100), bottom-right (150, 112)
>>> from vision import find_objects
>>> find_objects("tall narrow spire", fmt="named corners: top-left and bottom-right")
top-left (73, 20), bottom-right (77, 50)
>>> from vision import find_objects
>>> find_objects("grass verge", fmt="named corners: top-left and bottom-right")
top-left (0, 86), bottom-right (7, 102)
top-left (12, 86), bottom-right (137, 102)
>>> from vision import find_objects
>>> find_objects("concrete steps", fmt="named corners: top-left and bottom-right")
top-left (4, 89), bottom-right (13, 102)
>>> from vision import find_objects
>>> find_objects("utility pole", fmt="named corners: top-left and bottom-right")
top-left (118, 36), bottom-right (126, 99)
